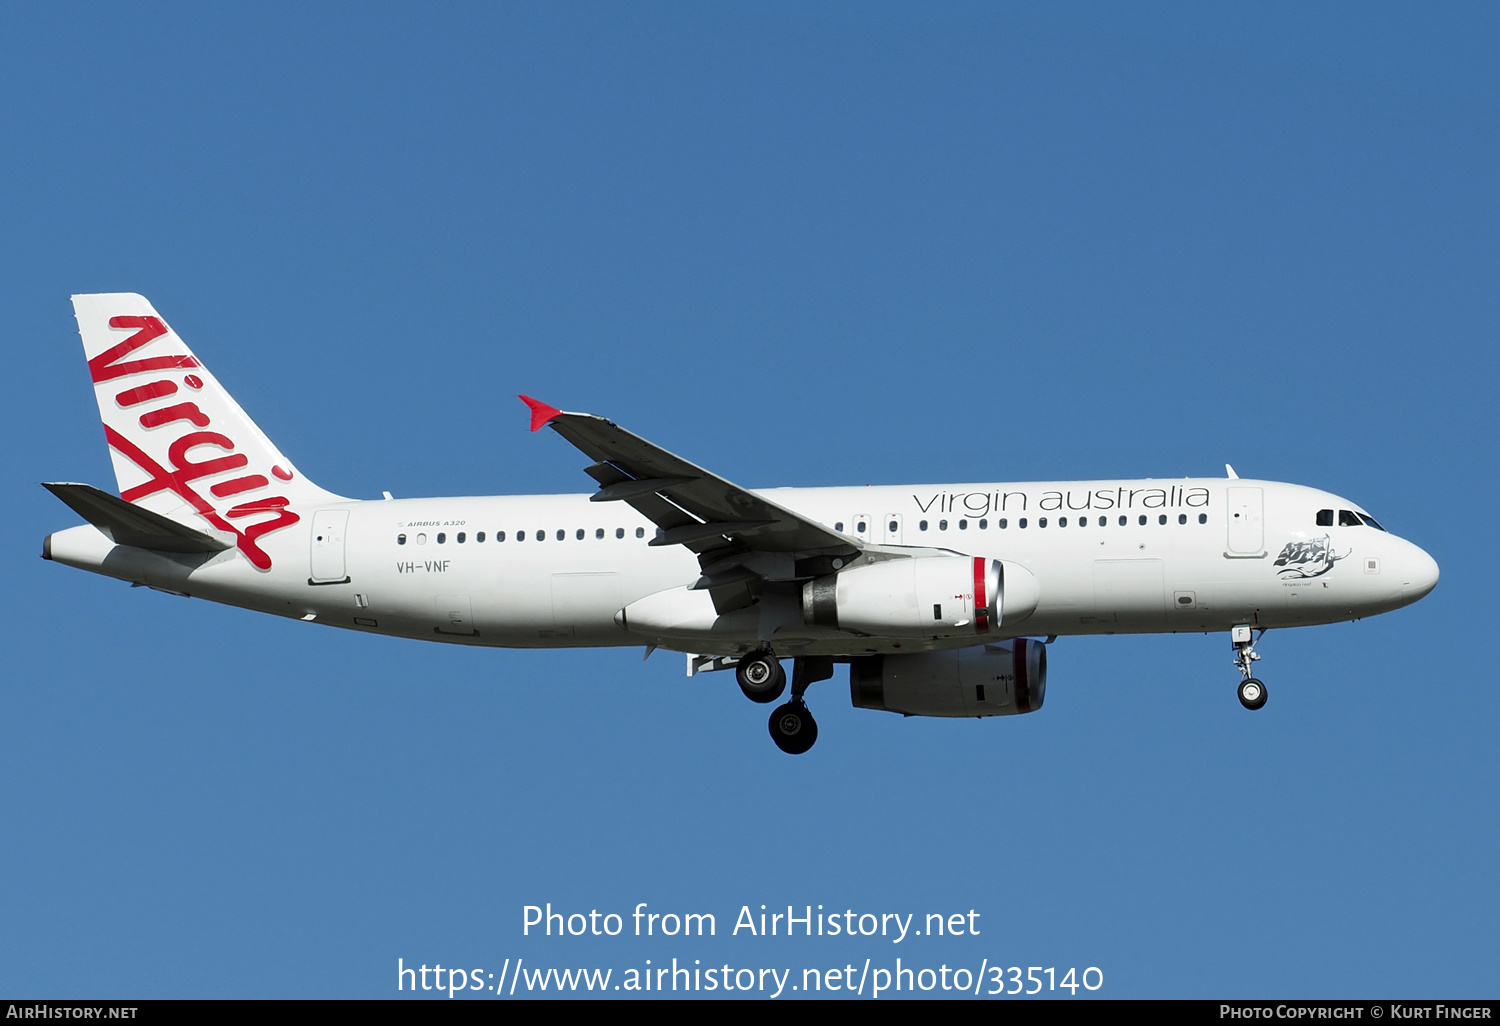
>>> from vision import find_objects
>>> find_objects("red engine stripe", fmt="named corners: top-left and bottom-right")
top-left (973, 556), bottom-right (989, 633)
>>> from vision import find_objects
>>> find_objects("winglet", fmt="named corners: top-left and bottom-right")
top-left (519, 395), bottom-right (563, 432)
top-left (1225, 463), bottom-right (1239, 480)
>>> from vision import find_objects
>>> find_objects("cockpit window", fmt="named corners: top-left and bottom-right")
top-left (1316, 509), bottom-right (1334, 527)
top-left (1339, 509), bottom-right (1362, 527)
top-left (1357, 513), bottom-right (1386, 532)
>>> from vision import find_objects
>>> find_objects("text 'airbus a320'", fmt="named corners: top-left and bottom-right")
top-left (44, 294), bottom-right (1439, 752)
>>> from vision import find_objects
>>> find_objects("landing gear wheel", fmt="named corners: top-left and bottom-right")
top-left (768, 702), bottom-right (818, 754)
top-left (1238, 677), bottom-right (1268, 711)
top-left (736, 651), bottom-right (786, 703)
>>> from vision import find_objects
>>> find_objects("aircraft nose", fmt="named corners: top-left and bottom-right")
top-left (1400, 542), bottom-right (1440, 601)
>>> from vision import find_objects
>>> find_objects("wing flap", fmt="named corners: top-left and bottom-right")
top-left (528, 401), bottom-right (858, 559)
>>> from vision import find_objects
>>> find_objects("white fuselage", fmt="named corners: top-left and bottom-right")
top-left (45, 477), bottom-right (1440, 658)
top-left (47, 293), bottom-right (1444, 749)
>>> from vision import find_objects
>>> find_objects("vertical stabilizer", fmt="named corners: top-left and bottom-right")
top-left (71, 293), bottom-right (344, 570)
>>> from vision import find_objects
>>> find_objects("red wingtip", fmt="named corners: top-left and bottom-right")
top-left (518, 395), bottom-right (563, 432)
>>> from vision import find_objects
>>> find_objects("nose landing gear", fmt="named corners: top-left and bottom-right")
top-left (1232, 624), bottom-right (1268, 710)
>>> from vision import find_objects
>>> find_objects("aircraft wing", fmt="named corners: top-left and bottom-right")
top-left (521, 397), bottom-right (860, 609)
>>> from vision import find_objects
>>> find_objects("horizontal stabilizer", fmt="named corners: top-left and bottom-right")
top-left (42, 482), bottom-right (232, 554)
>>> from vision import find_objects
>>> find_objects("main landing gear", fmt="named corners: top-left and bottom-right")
top-left (769, 702), bottom-right (817, 756)
top-left (739, 651), bottom-right (833, 755)
top-left (1232, 624), bottom-right (1268, 710)
top-left (735, 649), bottom-right (786, 704)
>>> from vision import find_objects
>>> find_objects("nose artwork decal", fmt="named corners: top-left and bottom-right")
top-left (1273, 535), bottom-right (1349, 579)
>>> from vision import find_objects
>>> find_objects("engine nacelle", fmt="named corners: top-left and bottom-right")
top-left (849, 639), bottom-right (1047, 718)
top-left (802, 555), bottom-right (1038, 638)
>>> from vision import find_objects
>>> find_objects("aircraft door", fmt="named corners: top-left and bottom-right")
top-left (1226, 487), bottom-right (1265, 555)
top-left (309, 509), bottom-right (350, 583)
top-left (883, 513), bottom-right (904, 544)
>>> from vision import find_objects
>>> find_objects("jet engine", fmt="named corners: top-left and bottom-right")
top-left (849, 639), bottom-right (1047, 718)
top-left (802, 555), bottom-right (1038, 638)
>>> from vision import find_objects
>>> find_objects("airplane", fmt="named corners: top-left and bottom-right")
top-left (42, 293), bottom-right (1441, 754)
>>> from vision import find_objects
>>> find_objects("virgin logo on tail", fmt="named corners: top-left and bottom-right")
top-left (93, 315), bottom-right (299, 570)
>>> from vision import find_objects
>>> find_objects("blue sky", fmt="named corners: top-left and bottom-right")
top-left (2, 2), bottom-right (1496, 999)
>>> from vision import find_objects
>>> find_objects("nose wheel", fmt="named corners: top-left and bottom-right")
top-left (1231, 624), bottom-right (1268, 711)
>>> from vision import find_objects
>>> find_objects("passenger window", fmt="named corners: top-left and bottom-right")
top-left (1039, 518), bottom-right (1048, 528)
top-left (476, 532), bottom-right (485, 542)
top-left (1317, 509), bottom-right (1334, 527)
top-left (919, 520), bottom-right (928, 531)
top-left (1098, 516), bottom-right (1106, 527)
top-left (1339, 510), bottom-right (1361, 527)
top-left (497, 531), bottom-right (506, 542)
top-left (1058, 517), bottom-right (1067, 527)
top-left (889, 520), bottom-right (898, 532)
top-left (596, 528), bottom-right (604, 539)
top-left (856, 521), bottom-right (866, 534)
top-left (536, 529), bottom-right (545, 541)
top-left (636, 527), bottom-right (645, 539)
top-left (939, 520), bottom-right (948, 530)
top-left (397, 534), bottom-right (406, 545)
top-left (457, 532), bottom-right (466, 543)
top-left (576, 529), bottom-right (584, 540)
top-left (834, 521), bottom-right (844, 532)
top-left (959, 519), bottom-right (968, 530)
top-left (437, 532), bottom-right (446, 544)
top-left (1118, 515), bottom-right (1126, 526)
top-left (998, 518), bottom-right (1008, 529)
top-left (517, 531), bottom-right (525, 541)
top-left (616, 528), bottom-right (625, 539)
top-left (1138, 515), bottom-right (1147, 526)
top-left (1198, 514), bottom-right (1207, 525)
top-left (1018, 518), bottom-right (1027, 529)
top-left (1178, 514), bottom-right (1186, 525)
top-left (416, 533), bottom-right (427, 544)
top-left (979, 519), bottom-right (987, 529)
top-left (1158, 515), bottom-right (1167, 525)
